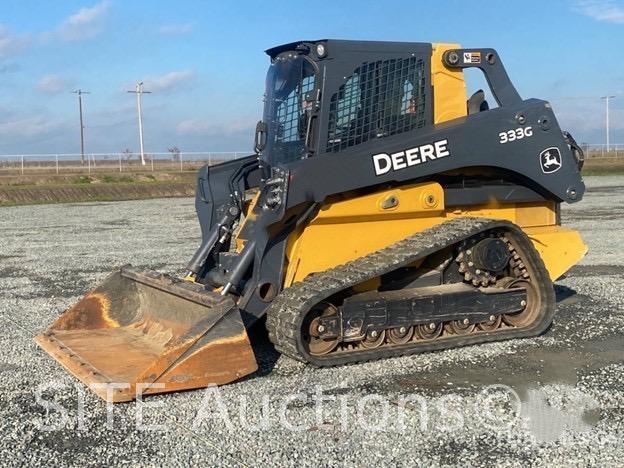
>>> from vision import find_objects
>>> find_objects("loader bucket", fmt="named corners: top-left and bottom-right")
top-left (34, 266), bottom-right (258, 402)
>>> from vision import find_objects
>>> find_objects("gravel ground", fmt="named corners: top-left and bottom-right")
top-left (1, 176), bottom-right (622, 467)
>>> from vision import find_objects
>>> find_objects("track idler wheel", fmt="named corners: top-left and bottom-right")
top-left (502, 279), bottom-right (540, 327)
top-left (303, 302), bottom-right (340, 356)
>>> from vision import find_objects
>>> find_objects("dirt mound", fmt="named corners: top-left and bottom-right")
top-left (0, 182), bottom-right (194, 206)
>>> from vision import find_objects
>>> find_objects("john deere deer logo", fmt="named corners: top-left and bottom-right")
top-left (540, 147), bottom-right (562, 174)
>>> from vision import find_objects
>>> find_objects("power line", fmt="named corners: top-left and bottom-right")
top-left (71, 89), bottom-right (90, 164)
top-left (127, 82), bottom-right (152, 166)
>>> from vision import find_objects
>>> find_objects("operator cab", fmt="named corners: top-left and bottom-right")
top-left (257, 40), bottom-right (433, 170)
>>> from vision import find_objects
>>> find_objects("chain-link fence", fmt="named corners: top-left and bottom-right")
top-left (581, 144), bottom-right (624, 159)
top-left (0, 152), bottom-right (250, 176)
top-left (1, 145), bottom-right (622, 176)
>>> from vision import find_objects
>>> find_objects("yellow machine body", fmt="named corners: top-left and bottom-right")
top-left (431, 43), bottom-right (468, 124)
top-left (283, 181), bottom-right (587, 288)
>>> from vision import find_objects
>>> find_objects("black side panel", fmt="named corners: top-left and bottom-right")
top-left (285, 99), bottom-right (584, 207)
top-left (195, 155), bottom-right (261, 239)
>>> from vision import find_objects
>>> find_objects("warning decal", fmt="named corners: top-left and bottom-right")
top-left (463, 52), bottom-right (481, 64)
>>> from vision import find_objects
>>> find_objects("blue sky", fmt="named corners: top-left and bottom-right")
top-left (1, 0), bottom-right (623, 154)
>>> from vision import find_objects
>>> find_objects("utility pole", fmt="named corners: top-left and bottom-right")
top-left (72, 90), bottom-right (90, 164)
top-left (601, 95), bottom-right (616, 152)
top-left (127, 82), bottom-right (151, 165)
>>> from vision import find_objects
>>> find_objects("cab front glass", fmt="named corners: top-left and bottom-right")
top-left (261, 55), bottom-right (317, 166)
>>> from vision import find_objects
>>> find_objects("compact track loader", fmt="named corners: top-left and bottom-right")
top-left (36, 40), bottom-right (587, 402)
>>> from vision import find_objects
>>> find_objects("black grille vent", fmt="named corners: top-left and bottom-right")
top-left (326, 57), bottom-right (426, 152)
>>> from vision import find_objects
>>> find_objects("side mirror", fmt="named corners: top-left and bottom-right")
top-left (254, 120), bottom-right (268, 153)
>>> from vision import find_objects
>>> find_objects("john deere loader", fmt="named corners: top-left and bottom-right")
top-left (36, 40), bottom-right (587, 402)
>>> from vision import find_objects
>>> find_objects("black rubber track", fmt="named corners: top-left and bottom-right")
top-left (265, 217), bottom-right (555, 366)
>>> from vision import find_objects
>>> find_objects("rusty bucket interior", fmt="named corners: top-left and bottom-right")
top-left (35, 267), bottom-right (258, 402)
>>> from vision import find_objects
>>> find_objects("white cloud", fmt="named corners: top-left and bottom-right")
top-left (0, 25), bottom-right (31, 58)
top-left (552, 98), bottom-right (624, 135)
top-left (176, 118), bottom-right (255, 136)
top-left (0, 116), bottom-right (64, 138)
top-left (574, 0), bottom-right (624, 23)
top-left (141, 70), bottom-right (196, 92)
top-left (157, 23), bottom-right (193, 36)
top-left (36, 74), bottom-right (70, 94)
top-left (57, 0), bottom-right (111, 41)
